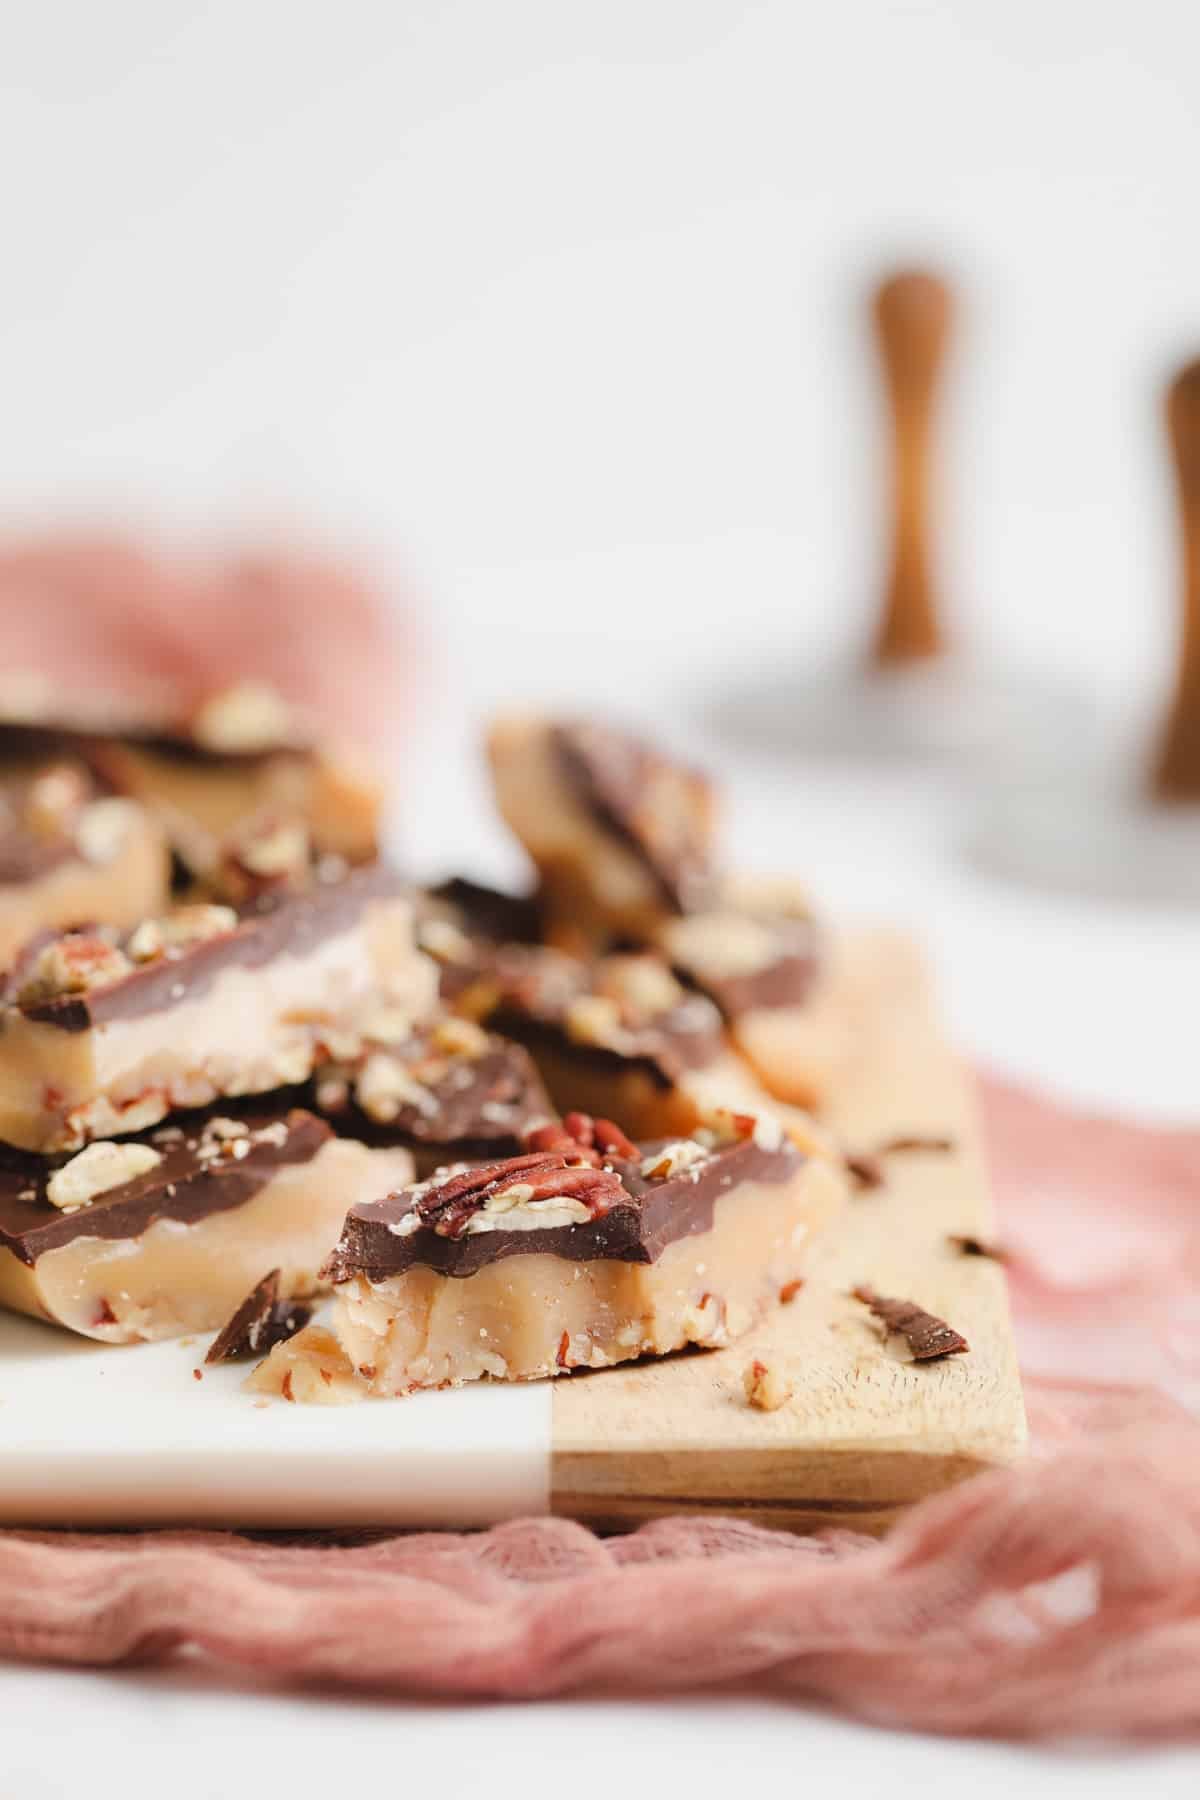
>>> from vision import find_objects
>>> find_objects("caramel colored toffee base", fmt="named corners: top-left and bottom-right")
top-left (328, 1157), bottom-right (840, 1397)
top-left (0, 1138), bottom-right (411, 1345)
top-left (300, 1110), bottom-right (847, 1403)
top-left (730, 976), bottom-right (855, 1112)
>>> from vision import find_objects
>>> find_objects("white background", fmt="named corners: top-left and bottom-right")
top-left (1, 1), bottom-right (1199, 1792)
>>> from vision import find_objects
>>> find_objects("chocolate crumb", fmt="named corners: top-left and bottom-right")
top-left (192, 1367), bottom-right (203, 1381)
top-left (851, 1285), bottom-right (969, 1361)
top-left (949, 1234), bottom-right (1008, 1262)
top-left (204, 1269), bottom-right (313, 1364)
top-left (845, 1152), bottom-right (885, 1191)
top-left (878, 1134), bottom-right (956, 1156)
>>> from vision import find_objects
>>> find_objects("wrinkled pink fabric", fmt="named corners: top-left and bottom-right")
top-left (1, 1073), bottom-right (1198, 1738)
top-left (0, 530), bottom-right (411, 753)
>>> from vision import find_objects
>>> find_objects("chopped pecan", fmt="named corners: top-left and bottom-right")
top-left (744, 1358), bottom-right (791, 1411)
top-left (524, 1112), bottom-right (639, 1163)
top-left (16, 931), bottom-right (132, 1004)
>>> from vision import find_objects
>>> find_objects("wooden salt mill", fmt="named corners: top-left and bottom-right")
top-left (871, 268), bottom-right (953, 667)
top-left (1153, 357), bottom-right (1200, 803)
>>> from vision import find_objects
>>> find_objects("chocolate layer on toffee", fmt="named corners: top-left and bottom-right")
top-left (313, 1026), bottom-right (553, 1166)
top-left (464, 945), bottom-right (726, 1090)
top-left (551, 722), bottom-right (716, 915)
top-left (324, 1112), bottom-right (799, 1283)
top-left (4, 860), bottom-right (405, 1031)
top-left (416, 877), bottom-right (542, 1002)
top-left (658, 908), bottom-right (820, 1020)
top-left (0, 1106), bottom-right (330, 1266)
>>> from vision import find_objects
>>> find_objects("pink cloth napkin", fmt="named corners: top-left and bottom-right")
top-left (2, 1075), bottom-right (1198, 1738)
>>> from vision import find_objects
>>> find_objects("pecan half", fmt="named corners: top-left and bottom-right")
top-left (415, 1149), bottom-right (628, 1239)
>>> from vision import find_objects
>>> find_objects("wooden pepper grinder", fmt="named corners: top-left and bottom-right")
top-left (1153, 357), bottom-right (1200, 802)
top-left (871, 268), bottom-right (954, 666)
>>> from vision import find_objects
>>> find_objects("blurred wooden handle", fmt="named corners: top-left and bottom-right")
top-left (871, 269), bottom-right (953, 666)
top-left (1153, 358), bottom-right (1200, 801)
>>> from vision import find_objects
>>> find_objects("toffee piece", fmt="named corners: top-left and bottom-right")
top-left (488, 715), bottom-right (717, 940)
top-left (0, 1107), bottom-right (412, 1344)
top-left (0, 767), bottom-right (169, 967)
top-left (0, 863), bottom-right (438, 1151)
top-left (450, 942), bottom-right (830, 1155)
top-left (0, 678), bottom-right (382, 882)
top-left (304, 1109), bottom-right (844, 1397)
top-left (654, 876), bottom-right (840, 1110)
top-left (311, 1018), bottom-right (554, 1175)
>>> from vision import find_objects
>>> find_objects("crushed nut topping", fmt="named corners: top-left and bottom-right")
top-left (592, 952), bottom-right (684, 1017)
top-left (431, 1016), bottom-right (490, 1060)
top-left (563, 993), bottom-right (629, 1048)
top-left (417, 917), bottom-right (475, 964)
top-left (640, 1139), bottom-right (710, 1181)
top-left (16, 932), bottom-right (132, 1005)
top-left (696, 1107), bottom-right (784, 1153)
top-left (356, 1051), bottom-right (439, 1123)
top-left (23, 764), bottom-right (89, 838)
top-left (127, 904), bottom-right (238, 963)
top-left (46, 1141), bottom-right (163, 1210)
top-left (191, 681), bottom-right (295, 753)
top-left (74, 797), bottom-right (137, 866)
top-left (662, 911), bottom-right (780, 981)
top-left (217, 816), bottom-right (311, 900)
top-left (744, 1358), bottom-right (792, 1411)
top-left (206, 1117), bottom-right (250, 1141)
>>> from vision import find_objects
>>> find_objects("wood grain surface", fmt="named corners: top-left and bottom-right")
top-left (551, 930), bottom-right (1026, 1533)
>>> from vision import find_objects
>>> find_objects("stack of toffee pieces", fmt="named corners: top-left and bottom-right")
top-left (0, 697), bottom-right (848, 1399)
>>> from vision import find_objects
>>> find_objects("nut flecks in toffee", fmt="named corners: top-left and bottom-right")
top-left (323, 1111), bottom-right (799, 1284)
top-left (852, 1285), bottom-right (969, 1361)
top-left (551, 721), bottom-right (716, 915)
top-left (205, 1269), bottom-right (313, 1363)
top-left (0, 1108), bottom-right (331, 1265)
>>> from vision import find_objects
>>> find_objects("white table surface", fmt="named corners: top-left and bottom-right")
top-left (4, 725), bottom-right (1198, 1797)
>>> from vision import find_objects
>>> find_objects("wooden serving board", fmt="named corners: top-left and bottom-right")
top-left (0, 932), bottom-right (1025, 1532)
top-left (552, 931), bottom-right (1027, 1533)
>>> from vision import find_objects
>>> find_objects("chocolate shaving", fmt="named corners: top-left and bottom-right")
top-left (851, 1285), bottom-right (969, 1361)
top-left (844, 1152), bottom-right (885, 1191)
top-left (948, 1234), bottom-right (1008, 1263)
top-left (205, 1270), bottom-right (313, 1364)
